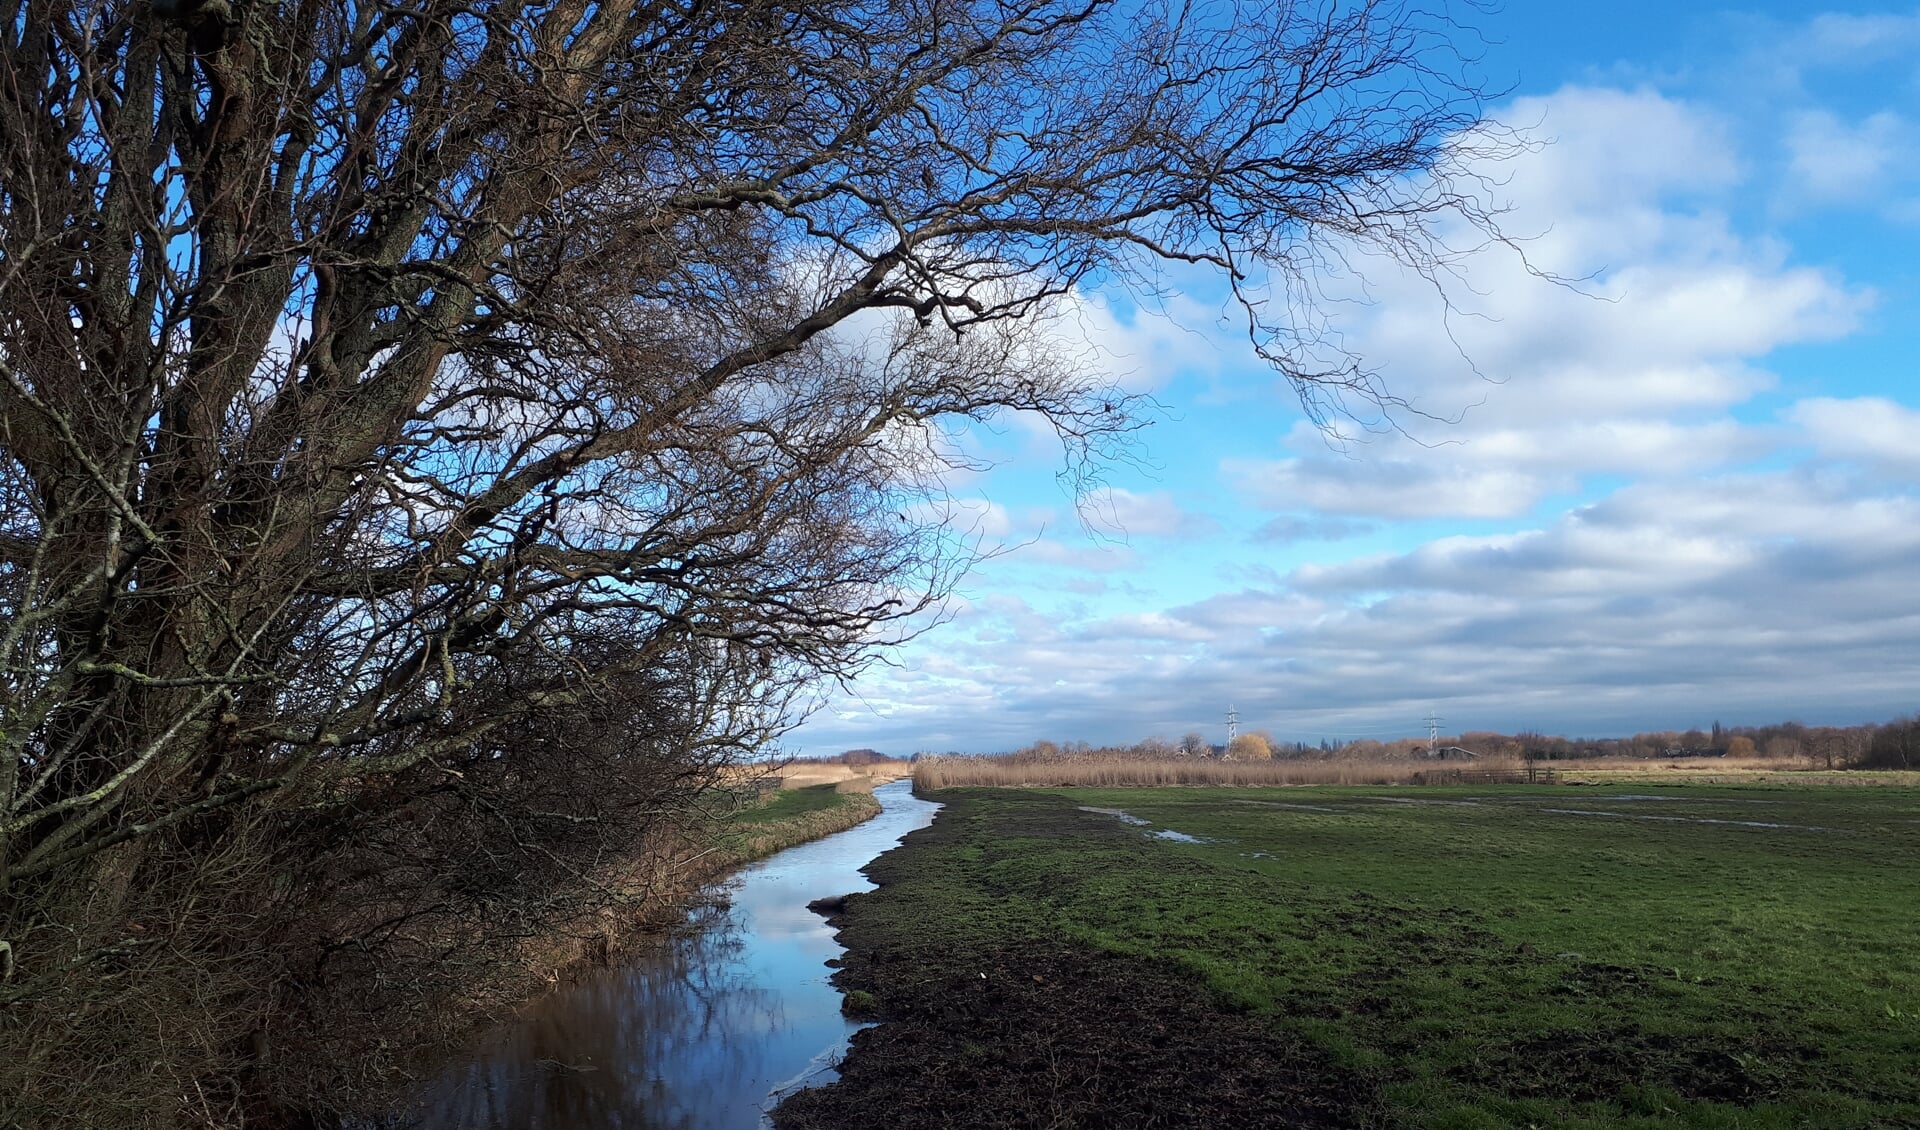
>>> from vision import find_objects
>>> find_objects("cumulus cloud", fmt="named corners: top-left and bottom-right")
top-left (1035, 286), bottom-right (1237, 394)
top-left (1494, 86), bottom-right (1742, 211)
top-left (1788, 396), bottom-right (1920, 477)
top-left (1250, 515), bottom-right (1375, 545)
top-left (1786, 109), bottom-right (1907, 204)
top-left (1226, 455), bottom-right (1549, 519)
top-left (1779, 11), bottom-right (1920, 71)
top-left (903, 496), bottom-right (1017, 538)
top-left (1078, 486), bottom-right (1218, 539)
top-left (1012, 538), bottom-right (1139, 572)
top-left (1219, 86), bottom-right (1867, 521)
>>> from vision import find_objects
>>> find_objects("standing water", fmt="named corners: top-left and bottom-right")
top-left (387, 779), bottom-right (940, 1129)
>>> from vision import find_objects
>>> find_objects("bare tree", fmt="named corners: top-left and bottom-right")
top-left (1132, 735), bottom-right (1176, 758)
top-left (0, 0), bottom-right (1508, 1120)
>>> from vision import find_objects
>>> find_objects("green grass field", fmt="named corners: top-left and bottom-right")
top-left (706, 782), bottom-right (881, 866)
top-left (727, 781), bottom-right (855, 825)
top-left (832, 783), bottom-right (1920, 1128)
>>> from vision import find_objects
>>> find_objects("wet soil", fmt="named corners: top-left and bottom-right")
top-left (774, 935), bottom-right (1370, 1129)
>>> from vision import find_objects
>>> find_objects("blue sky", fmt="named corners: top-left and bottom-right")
top-left (788, 3), bottom-right (1920, 756)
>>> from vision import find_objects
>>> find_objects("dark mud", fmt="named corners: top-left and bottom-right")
top-left (776, 934), bottom-right (1369, 1129)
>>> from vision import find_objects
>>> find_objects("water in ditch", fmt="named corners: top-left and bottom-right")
top-left (385, 778), bottom-right (940, 1129)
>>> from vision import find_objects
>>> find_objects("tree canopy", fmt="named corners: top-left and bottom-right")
top-left (0, 0), bottom-right (1505, 1119)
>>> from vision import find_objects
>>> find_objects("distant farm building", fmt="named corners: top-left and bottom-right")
top-left (1426, 746), bottom-right (1480, 761)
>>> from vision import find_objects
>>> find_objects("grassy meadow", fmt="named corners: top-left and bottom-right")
top-left (704, 780), bottom-right (886, 863)
top-left (789, 782), bottom-right (1920, 1129)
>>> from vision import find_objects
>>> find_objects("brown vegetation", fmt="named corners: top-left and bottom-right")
top-left (919, 715), bottom-right (1920, 792)
top-left (1227, 732), bottom-right (1275, 761)
top-left (771, 760), bottom-right (915, 790)
top-left (914, 754), bottom-right (1530, 790)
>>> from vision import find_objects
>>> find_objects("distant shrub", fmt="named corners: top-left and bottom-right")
top-left (1227, 733), bottom-right (1273, 761)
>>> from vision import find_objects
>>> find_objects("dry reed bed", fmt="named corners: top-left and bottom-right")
top-left (912, 757), bottom-right (1528, 790)
top-left (1551, 758), bottom-right (1920, 786)
top-left (914, 755), bottom-right (1920, 791)
top-left (1551, 754), bottom-right (1822, 774)
top-left (721, 759), bottom-right (915, 790)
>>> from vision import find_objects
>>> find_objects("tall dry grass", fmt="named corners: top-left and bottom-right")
top-left (724, 759), bottom-right (915, 790)
top-left (778, 759), bottom-right (913, 788)
top-left (912, 755), bottom-right (1529, 789)
top-left (1547, 755), bottom-right (1920, 786)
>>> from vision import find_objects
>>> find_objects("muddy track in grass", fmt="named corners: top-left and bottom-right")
top-left (770, 792), bottom-right (1375, 1130)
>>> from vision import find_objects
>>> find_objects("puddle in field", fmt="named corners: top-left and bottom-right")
top-left (1235, 800), bottom-right (1338, 813)
top-left (1596, 794), bottom-right (1779, 805)
top-left (1078, 806), bottom-right (1151, 825)
top-left (1542, 809), bottom-right (1829, 831)
top-left (1080, 807), bottom-right (1217, 843)
top-left (1367, 796), bottom-right (1486, 807)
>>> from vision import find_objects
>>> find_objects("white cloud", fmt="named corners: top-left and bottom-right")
top-left (1795, 11), bottom-right (1920, 66)
top-left (1013, 537), bottom-right (1139, 572)
top-left (1226, 455), bottom-right (1549, 519)
top-left (1788, 396), bottom-right (1920, 476)
top-left (1218, 86), bottom-right (1868, 520)
top-left (902, 496), bottom-right (1016, 538)
top-left (1494, 86), bottom-right (1742, 212)
top-left (1786, 109), bottom-right (1906, 203)
top-left (1040, 287), bottom-right (1235, 394)
top-left (1078, 486), bottom-right (1217, 539)
top-left (1732, 10), bottom-right (1920, 98)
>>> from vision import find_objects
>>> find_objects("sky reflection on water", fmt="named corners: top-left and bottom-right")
top-left (388, 780), bottom-right (940, 1129)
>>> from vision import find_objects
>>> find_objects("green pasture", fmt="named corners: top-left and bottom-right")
top-left (728, 781), bottom-right (851, 825)
top-left (876, 783), bottom-right (1920, 1128)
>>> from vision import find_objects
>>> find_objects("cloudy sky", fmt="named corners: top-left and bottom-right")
top-left (789, 2), bottom-right (1920, 756)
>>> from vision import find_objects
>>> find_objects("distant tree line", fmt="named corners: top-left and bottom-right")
top-left (984, 715), bottom-right (1920, 770)
top-left (796, 748), bottom-right (895, 767)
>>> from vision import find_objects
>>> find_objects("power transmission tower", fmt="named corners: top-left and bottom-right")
top-left (1426, 710), bottom-right (1443, 757)
top-left (1226, 704), bottom-right (1239, 748)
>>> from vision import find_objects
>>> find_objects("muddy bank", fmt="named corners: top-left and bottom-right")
top-left (771, 796), bottom-right (1372, 1129)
